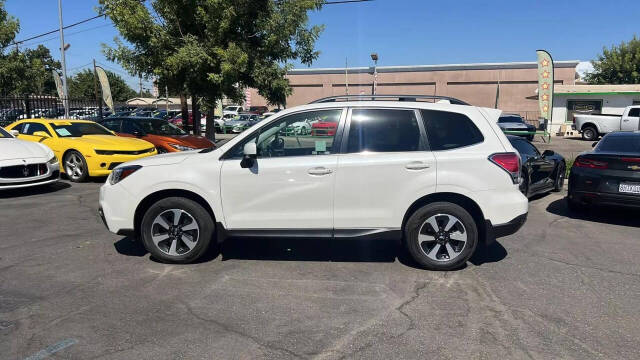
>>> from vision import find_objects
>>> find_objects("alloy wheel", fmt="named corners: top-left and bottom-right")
top-left (150, 209), bottom-right (200, 256)
top-left (65, 153), bottom-right (84, 180)
top-left (418, 214), bottom-right (468, 262)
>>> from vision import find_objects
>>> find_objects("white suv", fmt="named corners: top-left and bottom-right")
top-left (99, 95), bottom-right (528, 270)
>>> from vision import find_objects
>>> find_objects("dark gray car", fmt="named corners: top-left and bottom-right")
top-left (498, 114), bottom-right (536, 141)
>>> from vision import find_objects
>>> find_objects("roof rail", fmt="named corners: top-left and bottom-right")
top-left (310, 94), bottom-right (470, 105)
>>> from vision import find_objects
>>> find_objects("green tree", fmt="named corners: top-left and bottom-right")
top-left (99, 0), bottom-right (324, 138)
top-left (585, 36), bottom-right (640, 84)
top-left (68, 69), bottom-right (137, 102)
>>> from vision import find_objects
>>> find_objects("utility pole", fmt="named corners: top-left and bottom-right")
top-left (345, 57), bottom-right (349, 95)
top-left (370, 53), bottom-right (378, 95)
top-left (139, 75), bottom-right (143, 97)
top-left (93, 59), bottom-right (103, 119)
top-left (57, 0), bottom-right (69, 117)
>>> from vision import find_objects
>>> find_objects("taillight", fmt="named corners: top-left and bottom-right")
top-left (489, 152), bottom-right (520, 184)
top-left (574, 157), bottom-right (608, 169)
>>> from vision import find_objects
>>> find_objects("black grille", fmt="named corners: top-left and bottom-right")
top-left (0, 163), bottom-right (48, 178)
top-left (0, 170), bottom-right (58, 186)
top-left (108, 162), bottom-right (123, 170)
top-left (95, 148), bottom-right (155, 155)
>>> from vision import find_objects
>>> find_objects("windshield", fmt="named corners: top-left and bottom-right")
top-left (132, 118), bottom-right (186, 135)
top-left (499, 116), bottom-right (524, 123)
top-left (596, 134), bottom-right (640, 153)
top-left (0, 127), bottom-right (12, 138)
top-left (50, 122), bottom-right (113, 137)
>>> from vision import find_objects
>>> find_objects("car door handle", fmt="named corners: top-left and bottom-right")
top-left (308, 167), bottom-right (333, 176)
top-left (405, 161), bottom-right (431, 170)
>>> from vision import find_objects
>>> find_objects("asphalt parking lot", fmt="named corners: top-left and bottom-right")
top-left (2, 139), bottom-right (639, 359)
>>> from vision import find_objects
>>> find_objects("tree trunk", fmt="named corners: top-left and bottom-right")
top-left (192, 95), bottom-right (201, 136)
top-left (180, 93), bottom-right (189, 133)
top-left (205, 99), bottom-right (216, 141)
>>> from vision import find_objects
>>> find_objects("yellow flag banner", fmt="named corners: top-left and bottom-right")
top-left (95, 66), bottom-right (114, 112)
top-left (536, 50), bottom-right (554, 123)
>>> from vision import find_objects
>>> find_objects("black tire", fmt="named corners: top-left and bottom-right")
top-left (519, 170), bottom-right (529, 197)
top-left (140, 197), bottom-right (215, 264)
top-left (156, 146), bottom-right (168, 154)
top-left (404, 202), bottom-right (478, 271)
top-left (527, 135), bottom-right (534, 141)
top-left (553, 163), bottom-right (565, 192)
top-left (582, 126), bottom-right (598, 141)
top-left (63, 150), bottom-right (88, 182)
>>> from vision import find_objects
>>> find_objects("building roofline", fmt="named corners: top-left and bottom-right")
top-left (288, 60), bottom-right (580, 75)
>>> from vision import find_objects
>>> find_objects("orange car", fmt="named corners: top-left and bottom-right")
top-left (98, 117), bottom-right (215, 153)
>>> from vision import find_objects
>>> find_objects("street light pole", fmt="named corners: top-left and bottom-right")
top-left (370, 53), bottom-right (378, 95)
top-left (57, 0), bottom-right (69, 117)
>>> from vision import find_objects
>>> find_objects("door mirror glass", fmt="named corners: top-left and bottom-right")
top-left (542, 150), bottom-right (554, 157)
top-left (33, 131), bottom-right (50, 138)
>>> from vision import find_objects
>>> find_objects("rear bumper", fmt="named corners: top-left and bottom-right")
top-left (485, 213), bottom-right (528, 243)
top-left (569, 190), bottom-right (640, 208)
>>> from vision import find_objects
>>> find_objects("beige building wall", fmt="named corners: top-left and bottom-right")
top-left (247, 61), bottom-right (578, 120)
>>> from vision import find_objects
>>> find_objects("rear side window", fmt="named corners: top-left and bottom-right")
top-left (21, 122), bottom-right (52, 136)
top-left (347, 109), bottom-right (421, 153)
top-left (628, 108), bottom-right (640, 117)
top-left (421, 109), bottom-right (483, 151)
top-left (511, 139), bottom-right (539, 157)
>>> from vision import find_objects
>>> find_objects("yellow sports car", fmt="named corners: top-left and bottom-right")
top-left (5, 119), bottom-right (157, 182)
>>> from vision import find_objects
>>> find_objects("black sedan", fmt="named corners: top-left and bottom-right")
top-left (568, 131), bottom-right (640, 211)
top-left (508, 135), bottom-right (566, 198)
top-left (499, 114), bottom-right (537, 141)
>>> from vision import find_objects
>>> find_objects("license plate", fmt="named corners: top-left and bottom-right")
top-left (619, 182), bottom-right (640, 194)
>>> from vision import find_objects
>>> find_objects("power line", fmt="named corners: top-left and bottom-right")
top-left (20, 23), bottom-right (114, 48)
top-left (11, 13), bottom-right (105, 46)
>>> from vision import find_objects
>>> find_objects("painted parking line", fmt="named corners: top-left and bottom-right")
top-left (24, 338), bottom-right (78, 360)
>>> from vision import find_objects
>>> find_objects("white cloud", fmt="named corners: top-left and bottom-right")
top-left (576, 61), bottom-right (594, 78)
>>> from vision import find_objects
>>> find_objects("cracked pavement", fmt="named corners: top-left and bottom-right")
top-left (1, 180), bottom-right (639, 359)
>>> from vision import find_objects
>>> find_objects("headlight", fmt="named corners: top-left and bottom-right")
top-left (109, 165), bottom-right (142, 185)
top-left (168, 143), bottom-right (196, 151)
top-left (47, 154), bottom-right (59, 165)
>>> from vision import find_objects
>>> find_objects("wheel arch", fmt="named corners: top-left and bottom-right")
top-left (401, 192), bottom-right (488, 244)
top-left (61, 148), bottom-right (83, 173)
top-left (134, 189), bottom-right (217, 236)
top-left (580, 122), bottom-right (599, 133)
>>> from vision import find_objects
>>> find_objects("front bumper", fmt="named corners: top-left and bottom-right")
top-left (85, 150), bottom-right (157, 177)
top-left (99, 182), bottom-right (137, 234)
top-left (0, 170), bottom-right (60, 190)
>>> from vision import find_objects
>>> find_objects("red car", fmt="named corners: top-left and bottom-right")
top-left (168, 112), bottom-right (206, 129)
top-left (311, 121), bottom-right (338, 136)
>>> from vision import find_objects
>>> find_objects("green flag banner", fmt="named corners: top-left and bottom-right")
top-left (536, 50), bottom-right (554, 123)
top-left (95, 66), bottom-right (114, 112)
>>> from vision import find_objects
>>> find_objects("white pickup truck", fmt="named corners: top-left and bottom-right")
top-left (574, 105), bottom-right (640, 141)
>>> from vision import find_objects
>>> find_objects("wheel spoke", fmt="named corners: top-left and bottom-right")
top-left (171, 209), bottom-right (182, 226)
top-left (181, 233), bottom-right (197, 250)
top-left (426, 216), bottom-right (439, 232)
top-left (168, 239), bottom-right (178, 255)
top-left (154, 216), bottom-right (171, 231)
top-left (418, 233), bottom-right (435, 244)
top-left (443, 215), bottom-right (458, 232)
top-left (445, 243), bottom-right (458, 258)
top-left (181, 221), bottom-right (198, 231)
top-left (152, 234), bottom-right (169, 246)
top-left (426, 243), bottom-right (441, 260)
top-left (450, 231), bottom-right (467, 243)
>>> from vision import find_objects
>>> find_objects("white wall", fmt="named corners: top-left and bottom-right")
top-left (550, 94), bottom-right (640, 135)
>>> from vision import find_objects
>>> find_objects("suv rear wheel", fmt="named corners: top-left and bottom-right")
top-left (140, 197), bottom-right (214, 263)
top-left (405, 202), bottom-right (478, 270)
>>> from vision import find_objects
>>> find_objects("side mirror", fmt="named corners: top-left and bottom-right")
top-left (33, 131), bottom-right (51, 138)
top-left (240, 142), bottom-right (257, 168)
top-left (592, 141), bottom-right (598, 148)
top-left (542, 150), bottom-right (554, 157)
top-left (10, 129), bottom-right (19, 137)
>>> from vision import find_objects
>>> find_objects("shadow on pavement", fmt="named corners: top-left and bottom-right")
top-left (0, 181), bottom-right (71, 199)
top-left (114, 237), bottom-right (147, 257)
top-left (469, 241), bottom-right (508, 266)
top-left (546, 198), bottom-right (640, 228)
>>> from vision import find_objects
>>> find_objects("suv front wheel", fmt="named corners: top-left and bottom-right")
top-left (140, 197), bottom-right (215, 263)
top-left (405, 202), bottom-right (478, 271)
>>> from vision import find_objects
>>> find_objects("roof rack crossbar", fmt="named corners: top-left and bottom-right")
top-left (310, 94), bottom-right (470, 105)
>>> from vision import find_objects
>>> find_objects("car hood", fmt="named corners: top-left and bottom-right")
top-left (146, 134), bottom-right (215, 148)
top-left (69, 135), bottom-right (153, 150)
top-left (120, 149), bottom-right (201, 168)
top-left (0, 138), bottom-right (52, 161)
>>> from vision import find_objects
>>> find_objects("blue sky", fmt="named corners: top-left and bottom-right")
top-left (6, 0), bottom-right (640, 89)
